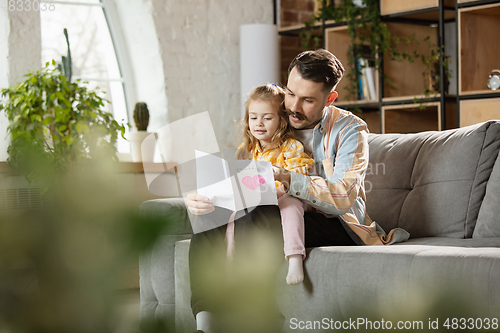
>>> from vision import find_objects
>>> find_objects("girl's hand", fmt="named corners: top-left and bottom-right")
top-left (276, 183), bottom-right (287, 199)
top-left (273, 166), bottom-right (291, 190)
top-left (185, 192), bottom-right (215, 215)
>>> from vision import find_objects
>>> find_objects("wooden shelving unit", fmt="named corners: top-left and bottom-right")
top-left (277, 0), bottom-right (500, 133)
top-left (457, 1), bottom-right (500, 126)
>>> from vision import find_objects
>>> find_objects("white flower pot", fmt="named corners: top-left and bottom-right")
top-left (128, 131), bottom-right (155, 162)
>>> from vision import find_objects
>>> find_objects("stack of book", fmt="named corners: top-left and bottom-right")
top-left (356, 57), bottom-right (377, 101)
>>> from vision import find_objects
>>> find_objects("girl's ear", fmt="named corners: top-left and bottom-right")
top-left (326, 91), bottom-right (338, 106)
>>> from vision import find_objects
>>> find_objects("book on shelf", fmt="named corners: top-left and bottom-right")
top-left (356, 58), bottom-right (364, 100)
top-left (357, 57), bottom-right (376, 101)
top-left (353, 44), bottom-right (377, 101)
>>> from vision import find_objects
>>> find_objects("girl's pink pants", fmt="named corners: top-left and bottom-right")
top-left (226, 194), bottom-right (308, 260)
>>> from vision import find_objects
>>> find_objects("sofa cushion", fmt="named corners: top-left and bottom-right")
top-left (399, 236), bottom-right (500, 247)
top-left (474, 148), bottom-right (500, 238)
top-left (276, 243), bottom-right (500, 331)
top-left (366, 121), bottom-right (500, 238)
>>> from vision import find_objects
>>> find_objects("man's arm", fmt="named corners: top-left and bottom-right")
top-left (288, 119), bottom-right (369, 216)
top-left (185, 192), bottom-right (215, 215)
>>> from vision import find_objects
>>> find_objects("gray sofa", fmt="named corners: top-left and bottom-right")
top-left (139, 120), bottom-right (500, 333)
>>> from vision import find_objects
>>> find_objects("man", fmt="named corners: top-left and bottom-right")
top-left (186, 49), bottom-right (408, 333)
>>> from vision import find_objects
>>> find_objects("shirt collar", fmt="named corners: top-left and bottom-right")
top-left (317, 106), bottom-right (332, 133)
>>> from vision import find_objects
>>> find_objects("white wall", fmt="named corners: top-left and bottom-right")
top-left (150, 0), bottom-right (274, 149)
top-left (0, 10), bottom-right (41, 161)
top-left (108, 0), bottom-right (169, 132)
top-left (0, 10), bottom-right (10, 162)
top-left (0, 0), bottom-right (275, 161)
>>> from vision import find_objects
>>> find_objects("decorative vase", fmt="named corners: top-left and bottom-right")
top-left (128, 131), bottom-right (155, 162)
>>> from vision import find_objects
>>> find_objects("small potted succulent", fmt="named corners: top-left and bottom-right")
top-left (128, 102), bottom-right (154, 162)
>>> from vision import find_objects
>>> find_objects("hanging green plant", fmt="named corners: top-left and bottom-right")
top-left (420, 37), bottom-right (451, 94)
top-left (300, 0), bottom-right (420, 101)
top-left (0, 60), bottom-right (126, 183)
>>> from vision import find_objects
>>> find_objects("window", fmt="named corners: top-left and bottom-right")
top-left (41, 0), bottom-right (129, 153)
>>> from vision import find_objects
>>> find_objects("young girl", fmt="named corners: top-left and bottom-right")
top-left (227, 84), bottom-right (314, 285)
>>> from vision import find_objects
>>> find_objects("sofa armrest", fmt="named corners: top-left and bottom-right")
top-left (139, 198), bottom-right (193, 332)
top-left (139, 198), bottom-right (193, 235)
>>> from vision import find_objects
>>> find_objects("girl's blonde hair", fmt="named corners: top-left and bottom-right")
top-left (237, 84), bottom-right (296, 159)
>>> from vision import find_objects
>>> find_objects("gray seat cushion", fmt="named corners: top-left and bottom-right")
top-left (276, 241), bottom-right (500, 332)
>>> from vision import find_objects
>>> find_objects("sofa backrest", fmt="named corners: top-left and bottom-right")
top-left (474, 144), bottom-right (500, 238)
top-left (365, 121), bottom-right (500, 239)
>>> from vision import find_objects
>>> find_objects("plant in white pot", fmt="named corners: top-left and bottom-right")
top-left (128, 102), bottom-right (154, 162)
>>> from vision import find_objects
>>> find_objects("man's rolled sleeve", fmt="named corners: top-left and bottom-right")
top-left (288, 172), bottom-right (350, 216)
top-left (288, 172), bottom-right (309, 199)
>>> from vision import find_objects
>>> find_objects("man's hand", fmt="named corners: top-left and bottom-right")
top-left (186, 192), bottom-right (215, 215)
top-left (273, 166), bottom-right (291, 190)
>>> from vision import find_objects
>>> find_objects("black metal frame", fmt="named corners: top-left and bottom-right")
top-left (273, 0), bottom-right (277, 25)
top-left (457, 0), bottom-right (500, 9)
top-left (439, 0), bottom-right (446, 130)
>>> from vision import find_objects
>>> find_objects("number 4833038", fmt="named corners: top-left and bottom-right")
top-left (1, 0), bottom-right (56, 11)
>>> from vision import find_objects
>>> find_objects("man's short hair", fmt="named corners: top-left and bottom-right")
top-left (288, 49), bottom-right (345, 93)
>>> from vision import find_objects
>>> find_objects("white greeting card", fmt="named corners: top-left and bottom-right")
top-left (195, 150), bottom-right (277, 212)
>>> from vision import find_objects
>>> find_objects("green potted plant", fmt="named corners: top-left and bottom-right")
top-left (0, 60), bottom-right (126, 183)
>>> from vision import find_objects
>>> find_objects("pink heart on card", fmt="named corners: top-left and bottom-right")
top-left (242, 175), bottom-right (265, 190)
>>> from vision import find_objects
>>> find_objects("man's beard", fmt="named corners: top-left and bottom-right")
top-left (286, 110), bottom-right (306, 121)
top-left (286, 109), bottom-right (311, 129)
top-left (286, 108), bottom-right (325, 130)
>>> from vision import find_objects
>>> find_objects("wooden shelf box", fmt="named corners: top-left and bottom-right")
top-left (460, 98), bottom-right (500, 127)
top-left (382, 103), bottom-right (440, 134)
top-left (459, 3), bottom-right (500, 95)
top-left (382, 101), bottom-right (457, 134)
top-left (325, 26), bottom-right (379, 104)
top-left (383, 23), bottom-right (440, 100)
top-left (381, 0), bottom-right (455, 16)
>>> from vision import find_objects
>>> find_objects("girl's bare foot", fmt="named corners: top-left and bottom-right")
top-left (286, 254), bottom-right (304, 285)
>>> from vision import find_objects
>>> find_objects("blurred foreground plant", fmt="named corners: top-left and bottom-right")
top-left (192, 229), bottom-right (285, 333)
top-left (0, 148), bottom-right (177, 333)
